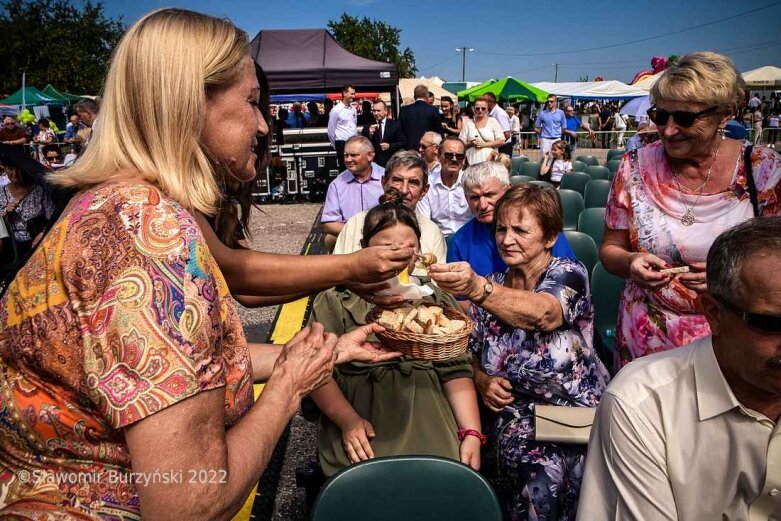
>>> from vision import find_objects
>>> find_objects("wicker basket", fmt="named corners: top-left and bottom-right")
top-left (370, 305), bottom-right (474, 361)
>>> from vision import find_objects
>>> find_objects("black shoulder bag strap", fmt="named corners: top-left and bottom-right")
top-left (744, 144), bottom-right (759, 218)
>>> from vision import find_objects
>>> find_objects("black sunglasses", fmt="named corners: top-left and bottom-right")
top-left (473, 107), bottom-right (488, 112)
top-left (647, 105), bottom-right (719, 127)
top-left (442, 152), bottom-right (465, 161)
top-left (716, 295), bottom-right (781, 334)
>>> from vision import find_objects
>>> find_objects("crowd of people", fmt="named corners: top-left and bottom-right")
top-left (0, 7), bottom-right (780, 521)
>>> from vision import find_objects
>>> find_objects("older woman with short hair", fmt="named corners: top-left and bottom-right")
top-left (431, 184), bottom-right (610, 520)
top-left (600, 51), bottom-right (781, 368)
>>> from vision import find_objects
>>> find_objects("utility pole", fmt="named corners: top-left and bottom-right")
top-left (553, 63), bottom-right (559, 83)
top-left (455, 47), bottom-right (474, 82)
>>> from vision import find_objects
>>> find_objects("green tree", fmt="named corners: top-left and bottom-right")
top-left (0, 0), bottom-right (124, 96)
top-left (327, 13), bottom-right (417, 78)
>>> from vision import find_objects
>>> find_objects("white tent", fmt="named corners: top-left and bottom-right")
top-left (742, 66), bottom-right (781, 88)
top-left (531, 80), bottom-right (647, 100)
top-left (399, 77), bottom-right (456, 105)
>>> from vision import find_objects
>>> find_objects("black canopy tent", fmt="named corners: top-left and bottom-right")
top-left (249, 28), bottom-right (399, 110)
top-left (248, 29), bottom-right (400, 201)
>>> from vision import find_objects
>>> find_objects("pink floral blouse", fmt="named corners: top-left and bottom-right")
top-left (605, 141), bottom-right (781, 366)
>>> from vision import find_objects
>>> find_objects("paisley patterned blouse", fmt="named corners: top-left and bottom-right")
top-left (606, 141), bottom-right (781, 366)
top-left (0, 183), bottom-right (253, 519)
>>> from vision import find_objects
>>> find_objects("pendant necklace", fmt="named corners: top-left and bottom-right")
top-left (670, 141), bottom-right (722, 226)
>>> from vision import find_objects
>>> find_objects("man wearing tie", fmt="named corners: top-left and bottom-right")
top-left (361, 100), bottom-right (405, 167)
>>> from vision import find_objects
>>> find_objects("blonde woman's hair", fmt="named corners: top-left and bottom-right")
top-left (53, 8), bottom-right (249, 214)
top-left (651, 51), bottom-right (745, 115)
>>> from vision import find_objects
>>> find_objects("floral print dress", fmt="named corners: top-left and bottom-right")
top-left (606, 141), bottom-right (781, 367)
top-left (0, 184), bottom-right (253, 519)
top-left (468, 257), bottom-right (610, 521)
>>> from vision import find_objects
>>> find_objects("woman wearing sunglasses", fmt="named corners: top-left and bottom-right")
top-left (459, 96), bottom-right (505, 165)
top-left (600, 51), bottom-right (781, 370)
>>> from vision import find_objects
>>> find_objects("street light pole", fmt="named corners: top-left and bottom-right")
top-left (553, 63), bottom-right (559, 83)
top-left (455, 47), bottom-right (474, 82)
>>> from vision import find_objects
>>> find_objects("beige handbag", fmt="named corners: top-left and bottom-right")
top-left (534, 405), bottom-right (596, 444)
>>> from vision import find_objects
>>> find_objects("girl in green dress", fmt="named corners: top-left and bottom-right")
top-left (310, 200), bottom-right (483, 476)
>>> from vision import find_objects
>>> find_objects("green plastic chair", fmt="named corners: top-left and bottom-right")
top-left (529, 179), bottom-right (554, 189)
top-left (311, 456), bottom-right (503, 521)
top-left (510, 157), bottom-right (527, 175)
top-left (558, 189), bottom-right (584, 231)
top-left (510, 175), bottom-right (535, 186)
top-left (584, 179), bottom-right (612, 208)
top-left (571, 160), bottom-right (588, 173)
top-left (575, 155), bottom-right (599, 166)
top-left (578, 207), bottom-right (607, 248)
top-left (564, 231), bottom-right (599, 279)
top-left (606, 160), bottom-right (621, 174)
top-left (606, 149), bottom-right (626, 162)
top-left (592, 262), bottom-right (625, 353)
top-left (559, 171), bottom-right (591, 196)
top-left (587, 165), bottom-right (612, 181)
top-left (520, 161), bottom-right (540, 178)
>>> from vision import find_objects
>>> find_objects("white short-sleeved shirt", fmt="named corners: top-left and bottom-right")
top-left (578, 336), bottom-right (781, 521)
top-left (416, 170), bottom-right (471, 237)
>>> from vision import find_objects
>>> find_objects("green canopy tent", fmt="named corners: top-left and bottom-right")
top-left (458, 77), bottom-right (549, 103)
top-left (0, 86), bottom-right (62, 106)
top-left (42, 85), bottom-right (84, 104)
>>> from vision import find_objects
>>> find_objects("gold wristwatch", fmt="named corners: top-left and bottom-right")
top-left (475, 279), bottom-right (494, 304)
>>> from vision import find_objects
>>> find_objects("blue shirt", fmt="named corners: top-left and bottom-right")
top-left (64, 122), bottom-right (85, 140)
top-left (565, 115), bottom-right (582, 133)
top-left (286, 110), bottom-right (310, 129)
top-left (535, 108), bottom-right (567, 139)
top-left (447, 218), bottom-right (577, 276)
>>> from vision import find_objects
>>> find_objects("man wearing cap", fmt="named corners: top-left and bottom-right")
top-left (578, 217), bottom-right (781, 521)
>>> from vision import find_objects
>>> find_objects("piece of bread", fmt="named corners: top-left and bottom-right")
top-left (402, 308), bottom-right (419, 327)
top-left (404, 320), bottom-right (424, 334)
top-left (444, 319), bottom-right (466, 334)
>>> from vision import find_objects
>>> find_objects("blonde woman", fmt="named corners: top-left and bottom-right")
top-left (0, 9), bottom-right (403, 519)
top-left (460, 96), bottom-right (505, 165)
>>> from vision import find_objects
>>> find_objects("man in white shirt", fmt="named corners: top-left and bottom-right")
top-left (416, 137), bottom-right (471, 237)
top-left (578, 216), bottom-right (781, 521)
top-left (748, 93), bottom-right (762, 109)
top-left (327, 85), bottom-right (357, 171)
top-left (334, 150), bottom-right (446, 277)
top-left (485, 92), bottom-right (512, 155)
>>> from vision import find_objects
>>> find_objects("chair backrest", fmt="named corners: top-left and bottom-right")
top-left (577, 207), bottom-right (606, 248)
top-left (520, 161), bottom-right (540, 178)
top-left (564, 230), bottom-right (598, 277)
top-left (606, 160), bottom-right (621, 174)
top-left (529, 179), bottom-right (554, 189)
top-left (605, 149), bottom-right (626, 162)
top-left (559, 171), bottom-right (591, 196)
top-left (571, 160), bottom-right (588, 173)
top-left (510, 175), bottom-right (535, 186)
top-left (591, 262), bottom-right (625, 353)
top-left (575, 155), bottom-right (599, 166)
top-left (558, 189), bottom-right (584, 231)
top-left (511, 156), bottom-right (527, 175)
top-left (584, 179), bottom-right (612, 208)
top-left (587, 165), bottom-right (612, 181)
top-left (311, 456), bottom-right (503, 521)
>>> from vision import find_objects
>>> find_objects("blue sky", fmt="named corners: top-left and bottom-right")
top-left (102, 0), bottom-right (781, 84)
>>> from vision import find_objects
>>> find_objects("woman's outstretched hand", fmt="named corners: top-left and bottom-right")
top-left (333, 323), bottom-right (402, 365)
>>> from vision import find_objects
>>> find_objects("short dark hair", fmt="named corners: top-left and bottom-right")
top-left (38, 118), bottom-right (50, 127)
top-left (74, 98), bottom-right (99, 114)
top-left (439, 135), bottom-right (465, 153)
top-left (361, 198), bottom-right (421, 248)
top-left (42, 144), bottom-right (63, 156)
top-left (493, 184), bottom-right (563, 242)
top-left (427, 92), bottom-right (435, 99)
top-left (484, 92), bottom-right (497, 102)
top-left (342, 84), bottom-right (355, 94)
top-left (441, 96), bottom-right (454, 104)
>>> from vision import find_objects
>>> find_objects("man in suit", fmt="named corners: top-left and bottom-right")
top-left (398, 85), bottom-right (442, 151)
top-left (361, 100), bottom-right (405, 167)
